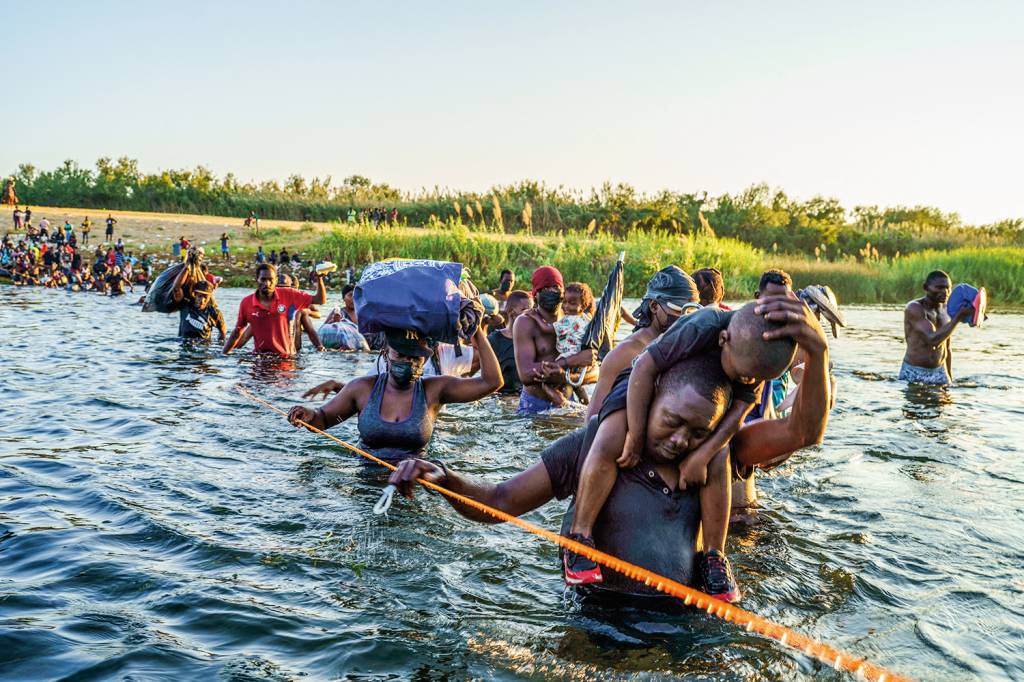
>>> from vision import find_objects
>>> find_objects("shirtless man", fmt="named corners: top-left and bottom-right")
top-left (513, 266), bottom-right (594, 414)
top-left (492, 269), bottom-right (515, 303)
top-left (586, 265), bottom-right (700, 416)
top-left (900, 270), bottom-right (972, 385)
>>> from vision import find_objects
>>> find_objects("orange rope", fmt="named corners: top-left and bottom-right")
top-left (240, 387), bottom-right (912, 682)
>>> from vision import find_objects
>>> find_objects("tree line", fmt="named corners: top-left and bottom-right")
top-left (10, 157), bottom-right (1023, 260)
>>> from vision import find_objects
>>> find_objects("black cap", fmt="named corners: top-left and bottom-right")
top-left (384, 327), bottom-right (433, 358)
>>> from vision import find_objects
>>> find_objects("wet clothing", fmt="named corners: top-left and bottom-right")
top-left (357, 373), bottom-right (434, 461)
top-left (899, 361), bottom-right (950, 385)
top-left (106, 274), bottom-right (126, 296)
top-left (517, 388), bottom-right (574, 415)
top-left (234, 286), bottom-right (313, 355)
top-left (541, 369), bottom-right (701, 595)
top-left (178, 300), bottom-right (225, 341)
top-left (487, 330), bottom-right (522, 394)
top-left (647, 307), bottom-right (761, 405)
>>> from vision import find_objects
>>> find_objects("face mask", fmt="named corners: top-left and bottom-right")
top-left (389, 360), bottom-right (422, 388)
top-left (537, 289), bottom-right (563, 312)
top-left (661, 310), bottom-right (681, 330)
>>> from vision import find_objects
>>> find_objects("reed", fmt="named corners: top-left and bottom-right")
top-left (312, 221), bottom-right (1024, 305)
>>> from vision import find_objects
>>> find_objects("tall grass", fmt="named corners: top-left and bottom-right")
top-left (312, 221), bottom-right (1024, 305)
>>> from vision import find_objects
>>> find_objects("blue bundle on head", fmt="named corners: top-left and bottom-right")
top-left (354, 259), bottom-right (464, 344)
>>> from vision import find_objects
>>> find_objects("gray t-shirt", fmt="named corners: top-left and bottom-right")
top-left (647, 307), bottom-right (760, 405)
top-left (541, 380), bottom-right (701, 595)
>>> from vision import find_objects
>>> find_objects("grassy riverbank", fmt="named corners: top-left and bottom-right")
top-left (11, 205), bottom-right (1022, 306)
top-left (312, 222), bottom-right (1024, 307)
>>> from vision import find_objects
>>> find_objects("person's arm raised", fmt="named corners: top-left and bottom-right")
top-left (909, 301), bottom-right (970, 348)
top-left (310, 273), bottom-right (327, 305)
top-left (731, 295), bottom-right (830, 467)
top-left (436, 327), bottom-right (503, 403)
top-left (387, 458), bottom-right (555, 524)
top-left (171, 265), bottom-right (189, 302)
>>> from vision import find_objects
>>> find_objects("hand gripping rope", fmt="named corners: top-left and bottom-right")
top-left (240, 387), bottom-right (911, 682)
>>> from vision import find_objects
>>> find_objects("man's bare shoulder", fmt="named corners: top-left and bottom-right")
top-left (904, 299), bottom-right (924, 317)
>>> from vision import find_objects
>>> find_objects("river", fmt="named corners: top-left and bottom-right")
top-left (1, 287), bottom-right (1022, 681)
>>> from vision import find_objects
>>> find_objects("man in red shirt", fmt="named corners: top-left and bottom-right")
top-left (222, 263), bottom-right (328, 356)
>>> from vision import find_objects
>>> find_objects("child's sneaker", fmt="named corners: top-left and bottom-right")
top-left (563, 533), bottom-right (604, 585)
top-left (700, 549), bottom-right (741, 603)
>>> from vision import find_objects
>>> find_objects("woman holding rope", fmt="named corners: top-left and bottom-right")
top-left (286, 325), bottom-right (503, 461)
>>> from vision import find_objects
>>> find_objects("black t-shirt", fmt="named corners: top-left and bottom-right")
top-left (178, 300), bottom-right (225, 340)
top-left (487, 329), bottom-right (521, 394)
top-left (647, 307), bottom-right (760, 405)
top-left (541, 371), bottom-right (701, 595)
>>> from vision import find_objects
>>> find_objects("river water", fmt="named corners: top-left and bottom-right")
top-left (1, 287), bottom-right (1022, 681)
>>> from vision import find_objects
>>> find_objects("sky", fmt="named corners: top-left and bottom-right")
top-left (7, 1), bottom-right (1023, 224)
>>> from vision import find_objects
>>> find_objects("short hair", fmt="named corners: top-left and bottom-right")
top-left (757, 268), bottom-right (792, 293)
top-left (255, 263), bottom-right (276, 279)
top-left (193, 281), bottom-right (211, 293)
top-left (500, 269), bottom-right (513, 277)
top-left (726, 303), bottom-right (798, 380)
top-left (565, 281), bottom-right (595, 315)
top-left (506, 289), bottom-right (532, 309)
top-left (925, 270), bottom-right (950, 285)
top-left (342, 284), bottom-right (356, 296)
top-left (656, 349), bottom-right (733, 412)
top-left (692, 268), bottom-right (725, 306)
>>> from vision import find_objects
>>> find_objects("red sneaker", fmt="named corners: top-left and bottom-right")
top-left (563, 533), bottom-right (604, 585)
top-left (700, 549), bottom-right (741, 603)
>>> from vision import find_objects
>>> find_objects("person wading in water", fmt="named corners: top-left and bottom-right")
top-left (222, 263), bottom-right (328, 356)
top-left (387, 294), bottom-right (829, 602)
top-left (514, 266), bottom-right (595, 414)
top-left (287, 326), bottom-right (503, 461)
top-left (587, 265), bottom-right (700, 416)
top-left (900, 270), bottom-right (971, 385)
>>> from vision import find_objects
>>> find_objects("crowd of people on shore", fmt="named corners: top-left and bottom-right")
top-left (2, 210), bottom-right (153, 293)
top-left (4, 204), bottom-right (981, 609)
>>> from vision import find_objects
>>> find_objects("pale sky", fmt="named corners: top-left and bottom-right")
top-left (7, 1), bottom-right (1023, 224)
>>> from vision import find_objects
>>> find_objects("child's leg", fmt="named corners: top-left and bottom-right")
top-left (700, 446), bottom-right (732, 552)
top-left (570, 443), bottom-right (621, 538)
top-left (698, 446), bottom-right (742, 602)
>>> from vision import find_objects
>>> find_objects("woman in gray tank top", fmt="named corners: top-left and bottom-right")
top-left (287, 326), bottom-right (503, 461)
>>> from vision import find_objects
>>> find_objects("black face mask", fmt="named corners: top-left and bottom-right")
top-left (659, 309), bottom-right (681, 330)
top-left (389, 360), bottom-right (422, 388)
top-left (537, 289), bottom-right (563, 312)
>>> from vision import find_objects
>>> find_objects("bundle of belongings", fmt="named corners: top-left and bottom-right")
top-left (142, 247), bottom-right (207, 313)
top-left (318, 307), bottom-right (369, 351)
top-left (354, 259), bottom-right (485, 371)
